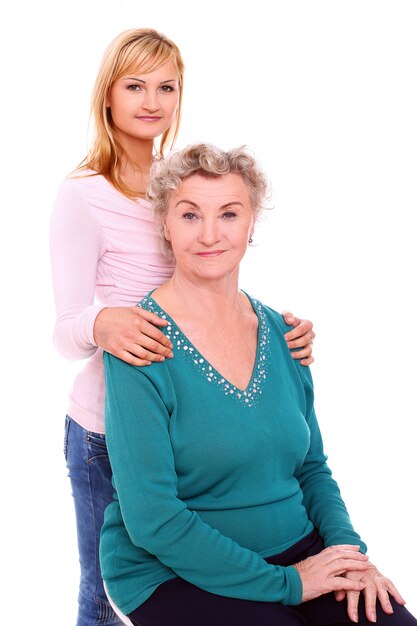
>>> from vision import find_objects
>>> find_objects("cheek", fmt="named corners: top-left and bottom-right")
top-left (108, 90), bottom-right (133, 120)
top-left (171, 231), bottom-right (192, 253)
top-left (107, 100), bottom-right (122, 124)
top-left (233, 222), bottom-right (253, 246)
top-left (166, 94), bottom-right (179, 117)
top-left (171, 225), bottom-right (200, 256)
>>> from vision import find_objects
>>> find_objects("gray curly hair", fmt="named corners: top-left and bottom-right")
top-left (147, 143), bottom-right (271, 256)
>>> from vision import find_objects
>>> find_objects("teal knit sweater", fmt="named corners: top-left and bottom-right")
top-left (100, 293), bottom-right (366, 615)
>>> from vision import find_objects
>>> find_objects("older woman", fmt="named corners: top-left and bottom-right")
top-left (100, 144), bottom-right (415, 626)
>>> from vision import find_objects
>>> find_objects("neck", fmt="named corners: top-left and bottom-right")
top-left (114, 132), bottom-right (154, 190)
top-left (155, 269), bottom-right (247, 322)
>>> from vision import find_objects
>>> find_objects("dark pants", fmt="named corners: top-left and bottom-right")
top-left (129, 531), bottom-right (416, 626)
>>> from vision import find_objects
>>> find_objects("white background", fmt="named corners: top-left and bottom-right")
top-left (1, 1), bottom-right (416, 623)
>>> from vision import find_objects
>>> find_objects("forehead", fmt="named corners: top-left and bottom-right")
top-left (120, 58), bottom-right (179, 80)
top-left (171, 173), bottom-right (251, 205)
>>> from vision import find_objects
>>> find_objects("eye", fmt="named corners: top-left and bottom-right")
top-left (127, 84), bottom-right (143, 92)
top-left (222, 211), bottom-right (237, 219)
top-left (183, 212), bottom-right (198, 221)
top-left (160, 85), bottom-right (175, 93)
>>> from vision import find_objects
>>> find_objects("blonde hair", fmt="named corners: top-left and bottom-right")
top-left (147, 143), bottom-right (271, 255)
top-left (78, 28), bottom-right (184, 197)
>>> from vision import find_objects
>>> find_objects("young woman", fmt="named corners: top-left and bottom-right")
top-left (100, 144), bottom-right (415, 626)
top-left (50, 29), bottom-right (315, 626)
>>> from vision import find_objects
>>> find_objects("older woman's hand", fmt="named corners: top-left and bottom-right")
top-left (282, 311), bottom-right (315, 366)
top-left (293, 545), bottom-right (369, 602)
top-left (334, 563), bottom-right (406, 623)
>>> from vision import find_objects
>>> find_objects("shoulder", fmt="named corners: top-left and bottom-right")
top-left (251, 295), bottom-right (314, 391)
top-left (53, 171), bottom-right (100, 213)
top-left (103, 351), bottom-right (175, 410)
top-left (51, 173), bottom-right (103, 234)
top-left (53, 171), bottom-right (126, 231)
top-left (56, 171), bottom-right (152, 217)
top-left (136, 293), bottom-right (171, 336)
top-left (137, 292), bottom-right (160, 312)
top-left (55, 170), bottom-right (111, 201)
top-left (248, 295), bottom-right (292, 336)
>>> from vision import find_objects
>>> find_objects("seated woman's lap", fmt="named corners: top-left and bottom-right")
top-left (128, 577), bottom-right (307, 626)
top-left (129, 576), bottom-right (416, 626)
top-left (301, 590), bottom-right (416, 626)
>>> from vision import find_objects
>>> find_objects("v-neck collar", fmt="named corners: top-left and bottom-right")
top-left (139, 291), bottom-right (271, 409)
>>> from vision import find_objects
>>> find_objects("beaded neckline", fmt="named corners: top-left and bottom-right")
top-left (138, 292), bottom-right (271, 409)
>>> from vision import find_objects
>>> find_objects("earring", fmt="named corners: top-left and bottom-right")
top-left (248, 237), bottom-right (253, 244)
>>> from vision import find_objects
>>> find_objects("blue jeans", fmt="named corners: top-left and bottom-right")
top-left (65, 415), bottom-right (123, 626)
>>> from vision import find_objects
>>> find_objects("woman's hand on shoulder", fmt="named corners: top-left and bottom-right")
top-left (94, 306), bottom-right (174, 366)
top-left (334, 563), bottom-right (406, 623)
top-left (293, 545), bottom-right (369, 603)
top-left (282, 311), bottom-right (315, 366)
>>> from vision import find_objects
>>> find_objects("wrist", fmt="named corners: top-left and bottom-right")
top-left (91, 305), bottom-right (111, 346)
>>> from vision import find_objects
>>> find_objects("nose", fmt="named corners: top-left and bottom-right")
top-left (142, 90), bottom-right (160, 112)
top-left (198, 217), bottom-right (221, 246)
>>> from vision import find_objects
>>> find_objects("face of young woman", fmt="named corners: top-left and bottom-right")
top-left (107, 59), bottom-right (180, 143)
top-left (164, 173), bottom-right (255, 283)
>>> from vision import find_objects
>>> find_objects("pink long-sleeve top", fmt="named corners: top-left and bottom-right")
top-left (50, 171), bottom-right (175, 433)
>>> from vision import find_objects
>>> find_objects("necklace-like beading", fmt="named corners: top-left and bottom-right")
top-left (139, 295), bottom-right (271, 408)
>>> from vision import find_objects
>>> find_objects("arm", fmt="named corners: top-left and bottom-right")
top-left (286, 327), bottom-right (406, 618)
top-left (103, 353), bottom-right (302, 605)
top-left (295, 363), bottom-right (367, 553)
top-left (296, 383), bottom-right (408, 620)
top-left (50, 179), bottom-right (173, 364)
top-left (282, 312), bottom-right (315, 366)
top-left (50, 179), bottom-right (107, 360)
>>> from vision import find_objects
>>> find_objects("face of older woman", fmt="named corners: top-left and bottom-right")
top-left (163, 172), bottom-right (255, 282)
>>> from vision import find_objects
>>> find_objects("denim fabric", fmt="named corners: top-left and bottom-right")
top-left (65, 415), bottom-right (123, 626)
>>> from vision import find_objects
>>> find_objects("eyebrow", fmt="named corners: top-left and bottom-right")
top-left (175, 200), bottom-right (244, 209)
top-left (122, 77), bottom-right (177, 84)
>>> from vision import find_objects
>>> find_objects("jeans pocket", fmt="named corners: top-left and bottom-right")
top-left (64, 415), bottom-right (70, 461)
top-left (86, 430), bottom-right (109, 463)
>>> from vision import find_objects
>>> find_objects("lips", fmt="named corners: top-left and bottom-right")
top-left (136, 116), bottom-right (162, 122)
top-left (195, 250), bottom-right (225, 258)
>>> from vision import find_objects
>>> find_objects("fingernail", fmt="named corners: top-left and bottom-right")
top-left (371, 613), bottom-right (377, 622)
top-left (159, 356), bottom-right (165, 362)
top-left (353, 612), bottom-right (358, 623)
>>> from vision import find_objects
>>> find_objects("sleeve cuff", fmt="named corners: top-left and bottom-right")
top-left (78, 304), bottom-right (110, 348)
top-left (281, 565), bottom-right (303, 605)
